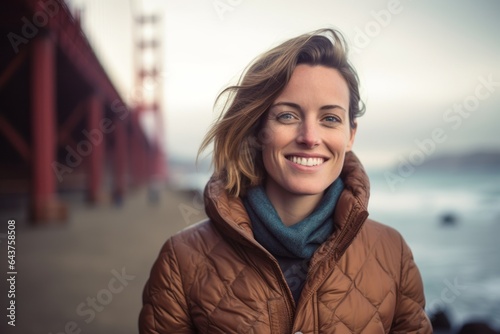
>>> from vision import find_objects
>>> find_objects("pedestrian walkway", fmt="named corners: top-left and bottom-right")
top-left (1, 186), bottom-right (206, 334)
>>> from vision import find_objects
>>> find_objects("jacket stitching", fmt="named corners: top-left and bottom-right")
top-left (169, 237), bottom-right (195, 331)
top-left (317, 227), bottom-right (397, 332)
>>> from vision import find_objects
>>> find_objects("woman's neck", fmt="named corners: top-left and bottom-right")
top-left (265, 180), bottom-right (324, 227)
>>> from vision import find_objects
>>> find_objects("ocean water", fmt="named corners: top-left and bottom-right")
top-left (367, 168), bottom-right (500, 329)
top-left (173, 166), bottom-right (500, 328)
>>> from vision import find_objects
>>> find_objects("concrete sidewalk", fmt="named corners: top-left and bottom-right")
top-left (1, 187), bottom-right (206, 334)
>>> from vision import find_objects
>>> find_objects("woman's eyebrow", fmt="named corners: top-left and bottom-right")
top-left (320, 104), bottom-right (347, 112)
top-left (271, 101), bottom-right (347, 113)
top-left (270, 101), bottom-right (302, 110)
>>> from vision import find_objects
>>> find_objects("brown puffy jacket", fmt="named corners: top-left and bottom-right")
top-left (139, 152), bottom-right (432, 333)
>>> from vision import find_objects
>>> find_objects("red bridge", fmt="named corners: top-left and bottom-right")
top-left (0, 0), bottom-right (166, 223)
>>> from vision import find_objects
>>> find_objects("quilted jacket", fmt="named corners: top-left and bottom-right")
top-left (139, 152), bottom-right (432, 333)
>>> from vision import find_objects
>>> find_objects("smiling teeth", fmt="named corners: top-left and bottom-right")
top-left (289, 156), bottom-right (324, 166)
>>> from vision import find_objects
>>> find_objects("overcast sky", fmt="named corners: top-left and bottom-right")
top-left (68, 0), bottom-right (500, 168)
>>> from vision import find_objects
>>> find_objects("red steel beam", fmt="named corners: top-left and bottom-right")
top-left (30, 32), bottom-right (66, 222)
top-left (22, 0), bottom-right (125, 106)
top-left (31, 32), bottom-right (55, 199)
top-left (0, 114), bottom-right (31, 162)
top-left (0, 47), bottom-right (28, 91)
top-left (113, 118), bottom-right (127, 201)
top-left (86, 94), bottom-right (104, 203)
top-left (58, 100), bottom-right (86, 147)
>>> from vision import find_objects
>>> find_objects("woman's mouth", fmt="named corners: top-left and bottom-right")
top-left (286, 155), bottom-right (326, 167)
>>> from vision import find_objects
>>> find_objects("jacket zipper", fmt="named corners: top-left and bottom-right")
top-left (222, 223), bottom-right (296, 330)
top-left (271, 260), bottom-right (295, 328)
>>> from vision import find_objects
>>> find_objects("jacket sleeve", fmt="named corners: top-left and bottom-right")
top-left (139, 237), bottom-right (195, 334)
top-left (390, 237), bottom-right (432, 334)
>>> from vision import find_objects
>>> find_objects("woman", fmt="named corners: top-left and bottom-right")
top-left (139, 28), bottom-right (432, 333)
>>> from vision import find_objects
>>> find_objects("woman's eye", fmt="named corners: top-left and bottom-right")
top-left (322, 115), bottom-right (340, 124)
top-left (277, 113), bottom-right (297, 122)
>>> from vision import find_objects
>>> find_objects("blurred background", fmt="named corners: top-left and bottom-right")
top-left (0, 0), bottom-right (499, 333)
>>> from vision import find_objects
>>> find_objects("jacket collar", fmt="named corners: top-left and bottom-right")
top-left (203, 151), bottom-right (370, 256)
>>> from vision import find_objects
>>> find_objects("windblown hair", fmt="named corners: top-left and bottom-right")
top-left (199, 28), bottom-right (365, 197)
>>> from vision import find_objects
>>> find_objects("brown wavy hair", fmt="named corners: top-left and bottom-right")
top-left (199, 28), bottom-right (365, 197)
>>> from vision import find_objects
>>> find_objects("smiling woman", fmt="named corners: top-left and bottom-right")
top-left (139, 28), bottom-right (432, 333)
top-left (261, 65), bottom-right (355, 226)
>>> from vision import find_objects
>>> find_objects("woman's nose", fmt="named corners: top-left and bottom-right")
top-left (296, 121), bottom-right (320, 148)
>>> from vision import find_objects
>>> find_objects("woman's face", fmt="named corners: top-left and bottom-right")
top-left (261, 64), bottom-right (356, 199)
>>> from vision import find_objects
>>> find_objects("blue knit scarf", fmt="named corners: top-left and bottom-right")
top-left (243, 178), bottom-right (344, 260)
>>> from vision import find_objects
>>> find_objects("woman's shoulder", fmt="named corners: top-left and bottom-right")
top-left (357, 218), bottom-right (408, 251)
top-left (162, 218), bottom-right (221, 252)
top-left (362, 218), bottom-right (402, 235)
top-left (344, 218), bottom-right (417, 280)
top-left (152, 218), bottom-right (229, 267)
